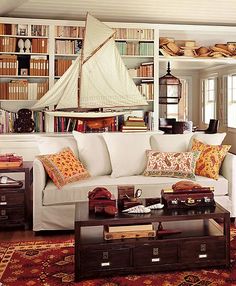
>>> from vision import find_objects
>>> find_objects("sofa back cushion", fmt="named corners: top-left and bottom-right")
top-left (103, 132), bottom-right (151, 178)
top-left (150, 133), bottom-right (193, 152)
top-left (73, 131), bottom-right (112, 176)
top-left (37, 136), bottom-right (79, 157)
top-left (189, 132), bottom-right (226, 149)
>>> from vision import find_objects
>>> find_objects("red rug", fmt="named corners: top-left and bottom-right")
top-left (1, 229), bottom-right (236, 286)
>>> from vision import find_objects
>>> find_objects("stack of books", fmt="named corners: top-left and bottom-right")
top-left (104, 224), bottom-right (155, 240)
top-left (121, 116), bottom-right (147, 132)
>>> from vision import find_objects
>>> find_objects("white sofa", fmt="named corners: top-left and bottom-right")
top-left (33, 131), bottom-right (236, 231)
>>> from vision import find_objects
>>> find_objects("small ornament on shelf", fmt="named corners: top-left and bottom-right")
top-left (24, 39), bottom-right (31, 53)
top-left (14, 109), bottom-right (35, 133)
top-left (18, 38), bottom-right (25, 53)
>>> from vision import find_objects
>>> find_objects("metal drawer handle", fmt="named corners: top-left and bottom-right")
top-left (0, 215), bottom-right (8, 221)
top-left (199, 254), bottom-right (207, 258)
top-left (101, 262), bottom-right (110, 267)
top-left (0, 202), bottom-right (7, 205)
top-left (152, 258), bottom-right (160, 262)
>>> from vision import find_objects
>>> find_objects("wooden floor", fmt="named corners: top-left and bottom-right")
top-left (0, 228), bottom-right (74, 242)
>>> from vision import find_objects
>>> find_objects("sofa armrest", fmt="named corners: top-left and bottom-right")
top-left (33, 158), bottom-right (47, 230)
top-left (220, 152), bottom-right (236, 216)
top-left (33, 158), bottom-right (47, 192)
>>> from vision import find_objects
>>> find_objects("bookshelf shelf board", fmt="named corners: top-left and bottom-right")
top-left (115, 38), bottom-right (154, 42)
top-left (0, 35), bottom-right (49, 39)
top-left (0, 52), bottom-right (49, 56)
top-left (55, 53), bottom-right (80, 57)
top-left (55, 36), bottom-right (83, 40)
top-left (133, 77), bottom-right (154, 80)
top-left (0, 75), bottom-right (49, 78)
top-left (122, 55), bottom-right (153, 58)
top-left (159, 55), bottom-right (236, 64)
top-left (0, 99), bottom-right (38, 102)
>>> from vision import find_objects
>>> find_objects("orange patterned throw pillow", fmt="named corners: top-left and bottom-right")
top-left (191, 139), bottom-right (231, 180)
top-left (143, 151), bottom-right (200, 179)
top-left (37, 147), bottom-right (90, 188)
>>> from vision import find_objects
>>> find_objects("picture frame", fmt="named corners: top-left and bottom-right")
top-left (20, 68), bottom-right (28, 76)
top-left (17, 24), bottom-right (28, 36)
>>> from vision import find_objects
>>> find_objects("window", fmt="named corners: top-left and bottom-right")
top-left (166, 79), bottom-right (189, 120)
top-left (227, 74), bottom-right (236, 128)
top-left (201, 77), bottom-right (217, 124)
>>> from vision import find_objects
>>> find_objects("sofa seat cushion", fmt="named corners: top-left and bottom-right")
top-left (42, 175), bottom-right (228, 206)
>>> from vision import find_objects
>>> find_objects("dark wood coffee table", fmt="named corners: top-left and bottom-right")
top-left (74, 202), bottom-right (230, 281)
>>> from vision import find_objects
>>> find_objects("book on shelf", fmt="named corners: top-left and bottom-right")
top-left (107, 224), bottom-right (153, 233)
top-left (127, 116), bottom-right (145, 122)
top-left (124, 121), bottom-right (146, 127)
top-left (121, 126), bottom-right (147, 132)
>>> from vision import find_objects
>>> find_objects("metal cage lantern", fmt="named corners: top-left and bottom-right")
top-left (159, 62), bottom-right (182, 104)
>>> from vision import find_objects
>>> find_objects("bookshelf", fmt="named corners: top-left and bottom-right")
top-left (0, 17), bottom-right (236, 133)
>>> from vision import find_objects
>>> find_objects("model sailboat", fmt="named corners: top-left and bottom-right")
top-left (31, 13), bottom-right (148, 118)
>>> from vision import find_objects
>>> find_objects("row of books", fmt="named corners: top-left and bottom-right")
top-left (54, 117), bottom-right (117, 133)
top-left (137, 81), bottom-right (154, 100)
top-left (55, 39), bottom-right (82, 54)
top-left (55, 26), bottom-right (85, 38)
top-left (0, 37), bottom-right (17, 53)
top-left (0, 26), bottom-right (153, 41)
top-left (0, 109), bottom-right (45, 133)
top-left (0, 24), bottom-right (48, 37)
top-left (0, 55), bottom-right (18, 75)
top-left (0, 80), bottom-right (49, 100)
top-left (54, 117), bottom-right (84, 133)
top-left (116, 42), bottom-right (154, 56)
top-left (113, 28), bottom-right (154, 40)
top-left (31, 38), bottom-right (48, 53)
top-left (128, 62), bottom-right (154, 78)
top-left (0, 37), bottom-right (48, 53)
top-left (33, 111), bottom-right (45, 132)
top-left (55, 59), bottom-right (73, 76)
top-left (30, 57), bottom-right (49, 76)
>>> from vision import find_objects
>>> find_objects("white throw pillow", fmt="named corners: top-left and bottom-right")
top-left (73, 131), bottom-right (111, 176)
top-left (188, 132), bottom-right (226, 150)
top-left (37, 136), bottom-right (79, 157)
top-left (150, 133), bottom-right (193, 152)
top-left (103, 132), bottom-right (151, 178)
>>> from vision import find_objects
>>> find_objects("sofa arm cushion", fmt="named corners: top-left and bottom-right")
top-left (33, 158), bottom-right (47, 192)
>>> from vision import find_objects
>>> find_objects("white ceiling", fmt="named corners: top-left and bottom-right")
top-left (1, 0), bottom-right (236, 26)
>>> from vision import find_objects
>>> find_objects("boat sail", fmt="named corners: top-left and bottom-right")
top-left (31, 13), bottom-right (148, 118)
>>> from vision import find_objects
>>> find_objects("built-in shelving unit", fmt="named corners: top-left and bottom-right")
top-left (0, 17), bottom-right (236, 133)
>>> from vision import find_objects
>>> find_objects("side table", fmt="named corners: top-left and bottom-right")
top-left (0, 161), bottom-right (33, 229)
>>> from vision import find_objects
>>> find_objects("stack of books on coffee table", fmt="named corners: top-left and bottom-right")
top-left (104, 223), bottom-right (155, 240)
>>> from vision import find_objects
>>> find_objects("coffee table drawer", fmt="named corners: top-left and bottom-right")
top-left (80, 246), bottom-right (131, 271)
top-left (133, 242), bottom-right (178, 266)
top-left (181, 238), bottom-right (226, 263)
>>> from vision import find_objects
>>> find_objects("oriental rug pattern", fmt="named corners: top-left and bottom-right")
top-left (0, 228), bottom-right (236, 286)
